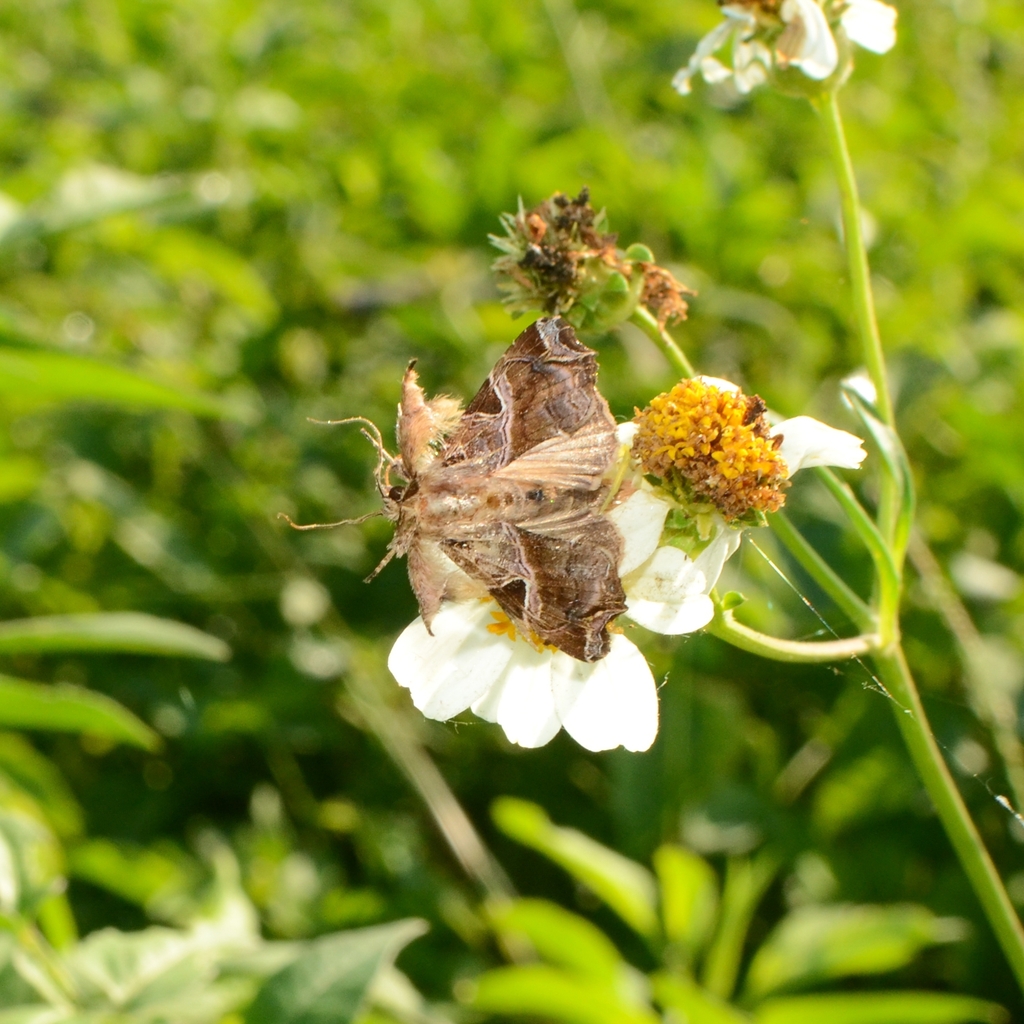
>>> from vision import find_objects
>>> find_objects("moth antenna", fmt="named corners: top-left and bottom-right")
top-left (307, 415), bottom-right (394, 460)
top-left (306, 414), bottom-right (400, 498)
top-left (364, 545), bottom-right (397, 582)
top-left (278, 510), bottom-right (382, 531)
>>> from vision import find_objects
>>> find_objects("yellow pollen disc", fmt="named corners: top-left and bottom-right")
top-left (486, 610), bottom-right (556, 653)
top-left (631, 378), bottom-right (790, 520)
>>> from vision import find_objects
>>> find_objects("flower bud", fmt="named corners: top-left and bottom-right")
top-left (490, 188), bottom-right (692, 334)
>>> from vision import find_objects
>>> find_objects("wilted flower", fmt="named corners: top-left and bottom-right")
top-left (673, 0), bottom-right (898, 98)
top-left (609, 377), bottom-right (867, 634)
top-left (388, 601), bottom-right (659, 752)
top-left (490, 188), bottom-right (692, 333)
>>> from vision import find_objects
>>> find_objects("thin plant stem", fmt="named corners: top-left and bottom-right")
top-left (630, 306), bottom-right (695, 378)
top-left (815, 467), bottom-right (901, 639)
top-left (817, 90), bottom-right (901, 552)
top-left (874, 646), bottom-right (1024, 992)
top-left (770, 512), bottom-right (875, 632)
top-left (708, 605), bottom-right (878, 663)
top-left (817, 92), bottom-right (892, 428)
top-left (908, 530), bottom-right (1024, 812)
top-left (818, 91), bottom-right (1024, 991)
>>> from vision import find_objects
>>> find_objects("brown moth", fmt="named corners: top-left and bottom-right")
top-left (285, 316), bottom-right (627, 662)
top-left (385, 316), bottom-right (627, 662)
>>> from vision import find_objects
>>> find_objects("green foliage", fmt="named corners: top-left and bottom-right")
top-left (470, 800), bottom-right (1006, 1024)
top-left (492, 796), bottom-right (659, 938)
top-left (0, 0), bottom-right (1018, 1019)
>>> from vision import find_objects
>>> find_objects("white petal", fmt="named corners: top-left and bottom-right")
top-left (388, 602), bottom-right (514, 721)
top-left (699, 56), bottom-right (734, 85)
top-left (493, 646), bottom-right (562, 748)
top-left (673, 17), bottom-right (740, 95)
top-left (697, 374), bottom-right (740, 393)
top-left (609, 487), bottom-right (672, 577)
top-left (551, 637), bottom-right (658, 752)
top-left (772, 416), bottom-right (866, 476)
top-left (616, 421), bottom-right (638, 446)
top-left (624, 546), bottom-right (715, 635)
top-left (842, 0), bottom-right (897, 54)
top-left (733, 43), bottom-right (770, 93)
top-left (693, 527), bottom-right (743, 593)
top-left (780, 0), bottom-right (838, 80)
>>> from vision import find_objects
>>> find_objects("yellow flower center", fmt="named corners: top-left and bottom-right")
top-left (486, 609), bottom-right (556, 653)
top-left (631, 378), bottom-right (789, 521)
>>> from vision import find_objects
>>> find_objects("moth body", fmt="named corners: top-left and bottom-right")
top-left (382, 317), bottom-right (627, 662)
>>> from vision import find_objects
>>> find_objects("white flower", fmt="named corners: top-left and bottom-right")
top-left (612, 391), bottom-right (866, 635)
top-left (388, 602), bottom-right (658, 753)
top-left (841, 0), bottom-right (898, 54)
top-left (772, 415), bottom-right (867, 475)
top-left (674, 0), bottom-right (897, 97)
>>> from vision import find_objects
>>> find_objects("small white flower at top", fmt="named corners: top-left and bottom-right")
top-left (607, 376), bottom-right (866, 635)
top-left (673, 0), bottom-right (898, 98)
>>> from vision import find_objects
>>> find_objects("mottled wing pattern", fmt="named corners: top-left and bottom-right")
top-left (441, 513), bottom-right (626, 662)
top-left (441, 317), bottom-right (616, 487)
top-left (436, 316), bottom-right (626, 661)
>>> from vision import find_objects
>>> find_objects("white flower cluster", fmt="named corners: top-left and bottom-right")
top-left (673, 0), bottom-right (898, 97)
top-left (388, 377), bottom-right (865, 754)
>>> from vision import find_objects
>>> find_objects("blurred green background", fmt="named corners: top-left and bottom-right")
top-left (0, 0), bottom-right (1022, 1019)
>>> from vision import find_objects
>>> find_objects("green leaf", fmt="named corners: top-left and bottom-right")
top-left (68, 839), bottom-right (202, 921)
top-left (66, 925), bottom-right (231, 1012)
top-left (0, 675), bottom-right (159, 751)
top-left (651, 973), bottom-right (750, 1024)
top-left (0, 799), bottom-right (64, 916)
top-left (489, 899), bottom-right (623, 980)
top-left (755, 992), bottom-right (1007, 1024)
top-left (0, 347), bottom-right (247, 420)
top-left (464, 965), bottom-right (660, 1024)
top-left (0, 733), bottom-right (83, 839)
top-left (0, 613), bottom-right (230, 661)
top-left (745, 904), bottom-right (966, 1000)
top-left (244, 919), bottom-right (427, 1024)
top-left (491, 798), bottom-right (658, 938)
top-left (653, 844), bottom-right (719, 954)
top-left (0, 457), bottom-right (42, 504)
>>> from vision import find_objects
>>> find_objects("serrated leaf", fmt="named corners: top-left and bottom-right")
top-left (491, 798), bottom-right (658, 938)
top-left (0, 676), bottom-right (159, 751)
top-left (489, 899), bottom-right (622, 980)
top-left (244, 919), bottom-right (427, 1024)
top-left (0, 613), bottom-right (229, 661)
top-left (0, 347), bottom-right (246, 420)
top-left (755, 992), bottom-right (1007, 1024)
top-left (745, 904), bottom-right (966, 1000)
top-left (465, 965), bottom-right (659, 1024)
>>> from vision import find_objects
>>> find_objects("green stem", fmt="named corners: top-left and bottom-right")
top-left (709, 606), bottom-right (878, 663)
top-left (818, 90), bottom-right (901, 551)
top-left (874, 646), bottom-right (1024, 992)
top-left (770, 512), bottom-right (875, 632)
top-left (702, 851), bottom-right (779, 1000)
top-left (815, 467), bottom-right (901, 642)
top-left (817, 91), bottom-right (892, 428)
top-left (630, 306), bottom-right (695, 378)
